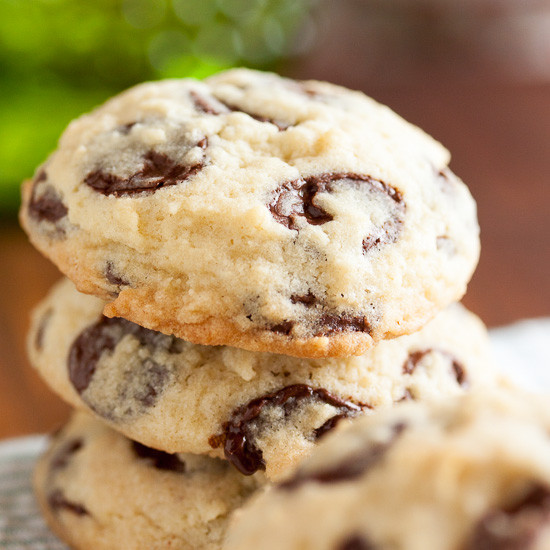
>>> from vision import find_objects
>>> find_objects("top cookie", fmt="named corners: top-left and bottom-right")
top-left (20, 68), bottom-right (480, 357)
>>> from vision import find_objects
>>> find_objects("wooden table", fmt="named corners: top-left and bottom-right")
top-left (1, 69), bottom-right (549, 442)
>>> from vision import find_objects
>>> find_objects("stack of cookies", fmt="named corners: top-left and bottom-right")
top-left (20, 69), bottom-right (494, 549)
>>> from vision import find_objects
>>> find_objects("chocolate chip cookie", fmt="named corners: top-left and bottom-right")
top-left (28, 278), bottom-right (495, 481)
top-left (20, 68), bottom-right (480, 357)
top-left (34, 412), bottom-right (264, 550)
top-left (225, 388), bottom-right (550, 550)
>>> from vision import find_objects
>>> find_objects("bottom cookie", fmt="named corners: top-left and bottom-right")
top-left (34, 412), bottom-right (264, 550)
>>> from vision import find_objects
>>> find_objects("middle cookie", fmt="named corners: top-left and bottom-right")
top-left (29, 279), bottom-right (496, 481)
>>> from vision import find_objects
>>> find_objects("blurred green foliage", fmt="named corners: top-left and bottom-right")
top-left (0, 0), bottom-right (314, 216)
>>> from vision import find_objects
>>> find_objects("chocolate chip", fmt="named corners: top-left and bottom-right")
top-left (210, 384), bottom-right (366, 476)
top-left (126, 358), bottom-right (168, 408)
top-left (69, 316), bottom-right (119, 394)
top-left (84, 139), bottom-right (207, 197)
top-left (47, 489), bottom-right (89, 516)
top-left (131, 441), bottom-right (185, 473)
top-left (35, 308), bottom-right (53, 351)
top-left (217, 99), bottom-right (290, 130)
top-left (290, 292), bottom-right (317, 306)
top-left (314, 313), bottom-right (371, 336)
top-left (466, 484), bottom-right (550, 550)
top-left (452, 361), bottom-right (467, 387)
top-left (313, 413), bottom-right (351, 439)
top-left (208, 433), bottom-right (225, 449)
top-left (190, 90), bottom-right (229, 115)
top-left (362, 217), bottom-right (403, 254)
top-left (269, 173), bottom-right (405, 253)
top-left (117, 121), bottom-right (137, 134)
top-left (403, 349), bottom-right (468, 387)
top-left (281, 422), bottom-right (406, 490)
top-left (270, 320), bottom-right (295, 335)
top-left (69, 316), bottom-right (177, 392)
top-left (270, 311), bottom-right (371, 339)
top-left (190, 90), bottom-right (290, 130)
top-left (105, 262), bottom-right (130, 288)
top-left (269, 178), bottom-right (331, 230)
top-left (336, 534), bottom-right (377, 550)
top-left (227, 105), bottom-right (290, 130)
top-left (28, 171), bottom-right (68, 224)
top-left (34, 170), bottom-right (47, 183)
top-left (50, 439), bottom-right (84, 471)
top-left (68, 316), bottom-right (176, 418)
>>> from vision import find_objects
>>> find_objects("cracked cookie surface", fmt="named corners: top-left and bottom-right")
top-left (20, 68), bottom-right (479, 357)
top-left (29, 279), bottom-right (495, 481)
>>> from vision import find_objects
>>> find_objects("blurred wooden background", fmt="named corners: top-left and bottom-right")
top-left (1, 0), bottom-right (549, 440)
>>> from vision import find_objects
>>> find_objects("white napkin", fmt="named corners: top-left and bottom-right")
top-left (1, 317), bottom-right (549, 549)
top-left (490, 317), bottom-right (550, 391)
top-left (0, 436), bottom-right (67, 549)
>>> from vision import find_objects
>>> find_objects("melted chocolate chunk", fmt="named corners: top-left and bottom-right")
top-left (314, 313), bottom-right (370, 336)
top-left (35, 308), bottom-right (53, 351)
top-left (85, 139), bottom-right (207, 197)
top-left (117, 121), bottom-right (137, 134)
top-left (403, 349), bottom-right (468, 387)
top-left (313, 413), bottom-right (352, 439)
top-left (50, 439), bottom-right (84, 471)
top-left (269, 173), bottom-right (404, 251)
top-left (210, 384), bottom-right (366, 475)
top-left (69, 317), bottom-right (117, 394)
top-left (269, 178), bottom-right (331, 230)
top-left (190, 90), bottom-right (290, 130)
top-left (28, 171), bottom-right (68, 224)
top-left (68, 316), bottom-right (178, 405)
top-left (270, 311), bottom-right (371, 339)
top-left (190, 90), bottom-right (228, 115)
top-left (48, 489), bottom-right (89, 516)
top-left (270, 320), bottom-right (295, 336)
top-left (105, 262), bottom-right (130, 288)
top-left (131, 441), bottom-right (185, 473)
top-left (466, 484), bottom-right (550, 550)
top-left (290, 292), bottom-right (317, 306)
top-left (125, 359), bottom-right (168, 408)
top-left (337, 534), bottom-right (377, 550)
top-left (362, 217), bottom-right (403, 254)
top-left (281, 422), bottom-right (406, 490)
top-left (221, 101), bottom-right (290, 131)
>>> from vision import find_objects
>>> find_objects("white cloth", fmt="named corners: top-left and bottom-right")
top-left (490, 317), bottom-right (550, 391)
top-left (0, 318), bottom-right (549, 549)
top-left (0, 436), bottom-right (66, 549)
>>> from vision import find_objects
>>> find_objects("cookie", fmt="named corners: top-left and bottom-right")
top-left (225, 388), bottom-right (550, 550)
top-left (20, 68), bottom-right (480, 358)
top-left (34, 412), bottom-right (264, 550)
top-left (28, 278), bottom-right (495, 481)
